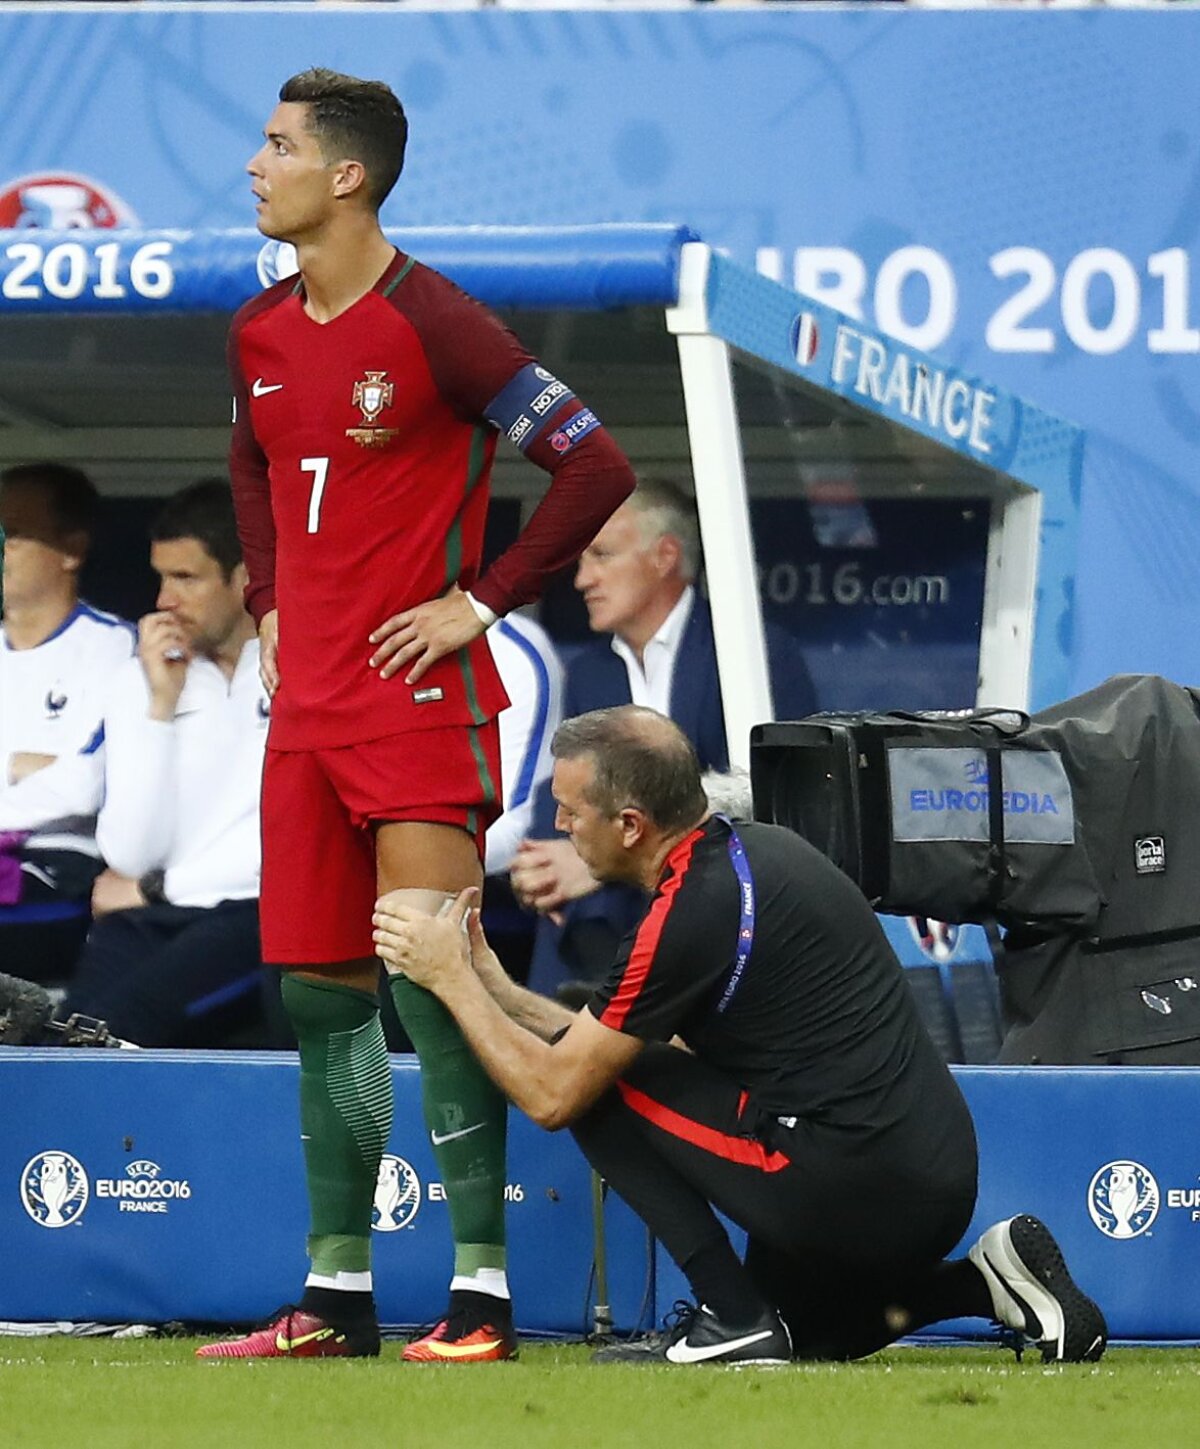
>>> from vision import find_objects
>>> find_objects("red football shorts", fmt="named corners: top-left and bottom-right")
top-left (259, 721), bottom-right (502, 965)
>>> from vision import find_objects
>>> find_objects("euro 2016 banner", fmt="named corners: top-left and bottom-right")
top-left (0, 7), bottom-right (1197, 697)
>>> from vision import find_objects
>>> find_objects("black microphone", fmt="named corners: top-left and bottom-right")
top-left (0, 972), bottom-right (136, 1048)
top-left (45, 1012), bottom-right (136, 1049)
top-left (0, 972), bottom-right (54, 1045)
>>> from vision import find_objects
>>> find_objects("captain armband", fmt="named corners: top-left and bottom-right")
top-left (485, 363), bottom-right (601, 456)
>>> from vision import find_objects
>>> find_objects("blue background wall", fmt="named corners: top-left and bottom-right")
top-left (0, 6), bottom-right (1197, 694)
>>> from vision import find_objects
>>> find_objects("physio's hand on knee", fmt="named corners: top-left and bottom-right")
top-left (373, 886), bottom-right (474, 988)
top-left (466, 906), bottom-right (507, 986)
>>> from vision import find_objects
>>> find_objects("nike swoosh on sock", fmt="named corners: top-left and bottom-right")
top-left (430, 1122), bottom-right (486, 1147)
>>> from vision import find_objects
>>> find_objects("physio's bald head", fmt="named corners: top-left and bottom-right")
top-left (551, 706), bottom-right (708, 830)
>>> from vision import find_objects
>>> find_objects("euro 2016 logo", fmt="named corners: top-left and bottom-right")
top-left (1088, 1160), bottom-right (1160, 1240)
top-left (21, 1151), bottom-right (89, 1228)
top-left (0, 173), bottom-right (137, 229)
top-left (372, 1154), bottom-right (421, 1233)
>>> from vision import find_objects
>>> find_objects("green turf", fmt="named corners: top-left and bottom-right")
top-left (0, 1340), bottom-right (1196, 1449)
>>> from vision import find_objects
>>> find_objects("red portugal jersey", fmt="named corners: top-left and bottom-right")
top-left (228, 250), bottom-right (634, 750)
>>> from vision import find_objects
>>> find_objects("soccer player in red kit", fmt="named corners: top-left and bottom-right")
top-left (197, 68), bottom-right (635, 1362)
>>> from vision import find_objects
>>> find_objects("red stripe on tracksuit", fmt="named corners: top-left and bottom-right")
top-left (617, 1081), bottom-right (793, 1173)
top-left (599, 828), bottom-right (703, 1032)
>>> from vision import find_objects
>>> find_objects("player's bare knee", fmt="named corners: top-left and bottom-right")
top-left (375, 887), bottom-right (456, 918)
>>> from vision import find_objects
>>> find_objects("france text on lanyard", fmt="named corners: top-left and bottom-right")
top-left (714, 814), bottom-right (755, 1015)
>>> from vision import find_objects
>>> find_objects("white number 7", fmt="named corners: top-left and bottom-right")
top-left (301, 457), bottom-right (330, 534)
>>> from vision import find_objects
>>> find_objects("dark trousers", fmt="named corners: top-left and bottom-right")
top-left (0, 913), bottom-right (90, 985)
top-left (63, 899), bottom-right (265, 1047)
top-left (571, 1045), bottom-right (984, 1360)
top-left (0, 851), bottom-right (100, 985)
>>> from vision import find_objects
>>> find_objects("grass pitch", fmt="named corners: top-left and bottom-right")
top-left (1, 1339), bottom-right (1196, 1449)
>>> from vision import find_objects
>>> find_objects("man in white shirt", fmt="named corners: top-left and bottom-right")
top-left (0, 463), bottom-right (134, 984)
top-left (511, 479), bottom-right (817, 993)
top-left (61, 481), bottom-right (270, 1046)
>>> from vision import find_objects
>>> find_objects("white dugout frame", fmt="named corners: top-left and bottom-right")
top-left (666, 242), bottom-right (1077, 766)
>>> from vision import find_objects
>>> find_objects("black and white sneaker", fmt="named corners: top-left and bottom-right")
top-left (593, 1301), bottom-right (791, 1366)
top-left (968, 1215), bottom-right (1107, 1363)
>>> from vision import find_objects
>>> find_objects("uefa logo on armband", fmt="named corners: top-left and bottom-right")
top-left (372, 1154), bottom-right (421, 1232)
top-left (20, 1150), bottom-right (90, 1229)
top-left (1088, 1159), bottom-right (1160, 1240)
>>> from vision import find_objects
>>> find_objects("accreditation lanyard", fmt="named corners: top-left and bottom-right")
top-left (714, 815), bottom-right (756, 1015)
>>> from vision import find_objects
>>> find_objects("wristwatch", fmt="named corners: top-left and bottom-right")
top-left (138, 869), bottom-right (168, 905)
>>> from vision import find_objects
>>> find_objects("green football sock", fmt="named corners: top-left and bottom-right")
top-left (281, 974), bottom-right (392, 1280)
top-left (389, 973), bottom-right (508, 1276)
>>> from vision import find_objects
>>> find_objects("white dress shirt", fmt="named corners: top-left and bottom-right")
top-left (610, 585), bottom-right (694, 715)
top-left (97, 640), bottom-right (269, 908)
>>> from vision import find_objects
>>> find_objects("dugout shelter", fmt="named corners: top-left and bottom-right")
top-left (0, 223), bottom-right (1084, 762)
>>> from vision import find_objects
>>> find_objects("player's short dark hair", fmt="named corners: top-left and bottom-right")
top-left (0, 461), bottom-right (100, 549)
top-left (280, 67), bottom-right (408, 211)
top-left (150, 479), bottom-right (242, 581)
top-left (552, 706), bottom-right (709, 832)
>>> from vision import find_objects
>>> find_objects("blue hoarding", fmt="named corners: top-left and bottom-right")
top-left (3, 1051), bottom-right (1198, 1342)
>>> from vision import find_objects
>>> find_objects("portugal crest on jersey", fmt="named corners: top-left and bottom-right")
top-left (353, 371), bottom-right (393, 424)
top-left (347, 370), bottom-right (400, 447)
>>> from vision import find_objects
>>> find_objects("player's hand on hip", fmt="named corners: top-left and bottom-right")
top-left (373, 886), bottom-right (475, 986)
top-left (369, 587), bottom-right (485, 684)
top-left (258, 609), bottom-right (280, 697)
top-left (138, 612), bottom-right (191, 719)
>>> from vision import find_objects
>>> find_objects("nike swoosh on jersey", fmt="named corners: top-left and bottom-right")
top-left (421, 1337), bottom-right (504, 1360)
top-left (252, 378), bottom-right (284, 397)
top-left (275, 1327), bottom-right (336, 1352)
top-left (665, 1328), bottom-right (776, 1364)
top-left (430, 1122), bottom-right (486, 1147)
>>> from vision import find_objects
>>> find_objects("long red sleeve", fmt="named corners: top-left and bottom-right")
top-left (473, 427), bottom-right (635, 615)
top-left (401, 267), bottom-right (636, 616)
